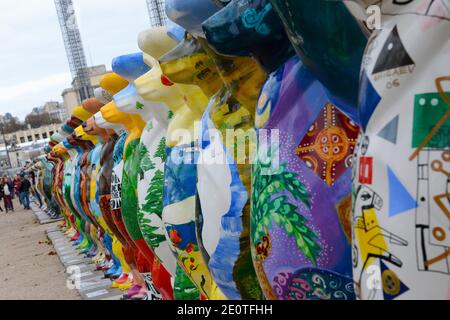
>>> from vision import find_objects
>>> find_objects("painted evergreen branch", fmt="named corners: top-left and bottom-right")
top-left (252, 144), bottom-right (321, 264)
top-left (138, 209), bottom-right (166, 248)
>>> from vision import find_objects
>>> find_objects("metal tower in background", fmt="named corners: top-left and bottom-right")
top-left (55, 0), bottom-right (93, 104)
top-left (146, 0), bottom-right (168, 27)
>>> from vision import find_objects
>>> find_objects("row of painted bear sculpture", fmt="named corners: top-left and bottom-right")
top-left (29, 0), bottom-right (450, 300)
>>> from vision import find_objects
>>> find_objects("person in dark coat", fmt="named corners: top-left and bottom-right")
top-left (18, 174), bottom-right (31, 210)
top-left (1, 177), bottom-right (13, 212)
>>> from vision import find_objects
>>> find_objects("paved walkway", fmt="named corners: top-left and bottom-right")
top-left (0, 198), bottom-right (80, 300)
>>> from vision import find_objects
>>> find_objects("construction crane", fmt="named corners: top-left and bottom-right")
top-left (54, 0), bottom-right (93, 104)
top-left (146, 0), bottom-right (168, 27)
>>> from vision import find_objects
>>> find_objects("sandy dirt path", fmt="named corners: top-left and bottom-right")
top-left (0, 198), bottom-right (80, 300)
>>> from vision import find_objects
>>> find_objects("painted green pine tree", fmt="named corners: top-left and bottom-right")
top-left (139, 168), bottom-right (166, 248)
top-left (137, 142), bottom-right (155, 180)
top-left (142, 170), bottom-right (165, 218)
top-left (141, 137), bottom-right (166, 217)
top-left (251, 144), bottom-right (321, 265)
top-left (155, 137), bottom-right (167, 161)
top-left (139, 137), bottom-right (167, 249)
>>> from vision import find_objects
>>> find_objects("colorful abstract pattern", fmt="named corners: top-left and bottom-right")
top-left (272, 268), bottom-right (355, 300)
top-left (352, 0), bottom-right (450, 299)
top-left (295, 103), bottom-right (359, 186)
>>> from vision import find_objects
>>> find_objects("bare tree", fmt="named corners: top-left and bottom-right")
top-left (25, 112), bottom-right (59, 129)
top-left (1, 113), bottom-right (25, 134)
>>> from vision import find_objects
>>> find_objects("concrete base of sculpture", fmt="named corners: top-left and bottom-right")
top-left (30, 203), bottom-right (64, 225)
top-left (40, 206), bottom-right (123, 300)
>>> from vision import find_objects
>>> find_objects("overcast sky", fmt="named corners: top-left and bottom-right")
top-left (0, 0), bottom-right (151, 120)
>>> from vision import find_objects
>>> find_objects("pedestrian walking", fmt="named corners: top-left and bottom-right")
top-left (18, 174), bottom-right (31, 210)
top-left (0, 183), bottom-right (4, 213)
top-left (2, 178), bottom-right (14, 212)
top-left (14, 175), bottom-right (22, 205)
top-left (6, 176), bottom-right (14, 200)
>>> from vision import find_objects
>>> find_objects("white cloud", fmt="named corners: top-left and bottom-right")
top-left (0, 73), bottom-right (71, 103)
top-left (0, 73), bottom-right (72, 120)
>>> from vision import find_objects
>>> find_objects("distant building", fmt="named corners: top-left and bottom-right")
top-left (62, 87), bottom-right (78, 116)
top-left (1, 123), bottom-right (60, 146)
top-left (42, 101), bottom-right (68, 123)
top-left (0, 100), bottom-right (68, 172)
top-left (0, 142), bottom-right (47, 172)
top-left (0, 123), bottom-right (60, 171)
top-left (29, 101), bottom-right (68, 124)
top-left (62, 64), bottom-right (108, 115)
top-left (87, 65), bottom-right (108, 88)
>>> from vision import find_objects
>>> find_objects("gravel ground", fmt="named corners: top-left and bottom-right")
top-left (0, 198), bottom-right (80, 300)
